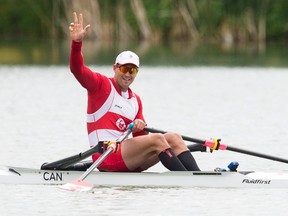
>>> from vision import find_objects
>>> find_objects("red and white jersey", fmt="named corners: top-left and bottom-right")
top-left (70, 41), bottom-right (147, 148)
top-left (87, 79), bottom-right (140, 147)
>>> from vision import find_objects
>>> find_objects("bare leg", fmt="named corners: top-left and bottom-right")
top-left (121, 133), bottom-right (169, 170)
top-left (163, 132), bottom-right (189, 155)
top-left (138, 154), bottom-right (159, 171)
top-left (121, 133), bottom-right (186, 171)
top-left (164, 132), bottom-right (201, 171)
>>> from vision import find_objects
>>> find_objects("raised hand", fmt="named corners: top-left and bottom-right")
top-left (69, 12), bottom-right (90, 42)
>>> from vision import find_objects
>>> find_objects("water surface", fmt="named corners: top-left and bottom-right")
top-left (0, 66), bottom-right (288, 215)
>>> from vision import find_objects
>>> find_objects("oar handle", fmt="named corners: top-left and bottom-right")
top-left (117, 123), bottom-right (134, 142)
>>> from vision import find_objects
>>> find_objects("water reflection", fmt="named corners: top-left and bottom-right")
top-left (0, 40), bottom-right (287, 67)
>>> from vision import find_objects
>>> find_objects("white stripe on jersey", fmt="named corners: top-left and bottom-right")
top-left (87, 80), bottom-right (139, 147)
top-left (88, 129), bottom-right (123, 148)
top-left (86, 80), bottom-right (138, 123)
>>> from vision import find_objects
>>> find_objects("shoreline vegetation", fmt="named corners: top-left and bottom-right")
top-left (1, 0), bottom-right (288, 66)
top-left (2, 0), bottom-right (287, 44)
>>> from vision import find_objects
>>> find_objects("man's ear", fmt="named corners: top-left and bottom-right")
top-left (113, 64), bottom-right (117, 71)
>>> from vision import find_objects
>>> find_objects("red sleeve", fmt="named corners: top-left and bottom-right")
top-left (133, 93), bottom-right (149, 137)
top-left (70, 41), bottom-right (101, 92)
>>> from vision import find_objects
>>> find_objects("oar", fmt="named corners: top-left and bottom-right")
top-left (144, 127), bottom-right (288, 164)
top-left (41, 145), bottom-right (100, 170)
top-left (60, 123), bottom-right (134, 192)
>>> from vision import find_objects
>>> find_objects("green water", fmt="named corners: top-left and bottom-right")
top-left (1, 40), bottom-right (288, 67)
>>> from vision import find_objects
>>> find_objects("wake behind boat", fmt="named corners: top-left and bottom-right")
top-left (1, 165), bottom-right (288, 188)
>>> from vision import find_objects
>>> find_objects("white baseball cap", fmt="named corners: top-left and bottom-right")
top-left (115, 51), bottom-right (140, 68)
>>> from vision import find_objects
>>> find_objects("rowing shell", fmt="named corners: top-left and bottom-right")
top-left (1, 166), bottom-right (288, 188)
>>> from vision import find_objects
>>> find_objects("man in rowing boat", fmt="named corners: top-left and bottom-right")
top-left (69, 12), bottom-right (200, 172)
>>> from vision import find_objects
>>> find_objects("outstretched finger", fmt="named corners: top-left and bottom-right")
top-left (73, 12), bottom-right (78, 24)
top-left (79, 13), bottom-right (83, 27)
top-left (83, 24), bottom-right (91, 34)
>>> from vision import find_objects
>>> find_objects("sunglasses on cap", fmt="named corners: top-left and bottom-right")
top-left (116, 64), bottom-right (138, 75)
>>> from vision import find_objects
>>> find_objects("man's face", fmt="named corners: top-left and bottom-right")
top-left (113, 64), bottom-right (138, 91)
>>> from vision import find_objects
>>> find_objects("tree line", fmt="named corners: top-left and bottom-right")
top-left (1, 0), bottom-right (287, 45)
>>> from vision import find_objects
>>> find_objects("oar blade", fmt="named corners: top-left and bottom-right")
top-left (59, 180), bottom-right (93, 192)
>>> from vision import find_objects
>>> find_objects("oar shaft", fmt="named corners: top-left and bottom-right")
top-left (144, 127), bottom-right (288, 164)
top-left (41, 146), bottom-right (99, 170)
top-left (227, 145), bottom-right (288, 164)
top-left (80, 147), bottom-right (113, 181)
top-left (78, 123), bottom-right (134, 181)
top-left (144, 127), bottom-right (205, 144)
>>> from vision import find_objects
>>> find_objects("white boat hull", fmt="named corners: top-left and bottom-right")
top-left (1, 166), bottom-right (288, 188)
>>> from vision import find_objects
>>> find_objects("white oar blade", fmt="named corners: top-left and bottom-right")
top-left (59, 180), bottom-right (93, 192)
